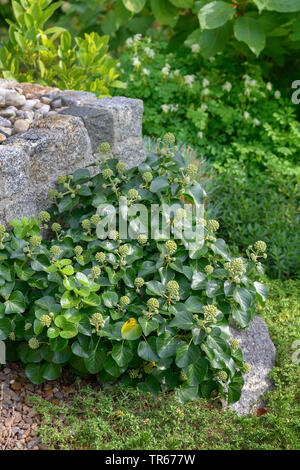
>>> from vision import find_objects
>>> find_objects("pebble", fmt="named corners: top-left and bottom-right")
top-left (14, 119), bottom-right (30, 133)
top-left (0, 107), bottom-right (16, 118)
top-left (0, 126), bottom-right (12, 136)
top-left (5, 90), bottom-right (26, 107)
top-left (22, 99), bottom-right (39, 110)
top-left (0, 116), bottom-right (11, 127)
top-left (51, 98), bottom-right (62, 108)
top-left (0, 133), bottom-right (6, 142)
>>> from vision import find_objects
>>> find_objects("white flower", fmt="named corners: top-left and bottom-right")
top-left (144, 47), bottom-right (155, 58)
top-left (243, 74), bottom-right (251, 80)
top-left (253, 118), bottom-right (260, 126)
top-left (201, 104), bottom-right (208, 111)
top-left (222, 81), bottom-right (232, 92)
top-left (161, 104), bottom-right (170, 113)
top-left (142, 68), bottom-right (150, 76)
top-left (162, 64), bottom-right (171, 76)
top-left (126, 37), bottom-right (134, 47)
top-left (244, 111), bottom-right (250, 120)
top-left (170, 104), bottom-right (179, 112)
top-left (202, 78), bottom-right (210, 87)
top-left (174, 69), bottom-right (180, 76)
top-left (201, 88), bottom-right (210, 96)
top-left (197, 131), bottom-right (203, 138)
top-left (116, 61), bottom-right (121, 68)
top-left (244, 87), bottom-right (251, 97)
top-left (250, 79), bottom-right (257, 87)
top-left (209, 56), bottom-right (215, 62)
top-left (134, 34), bottom-right (142, 42)
top-left (191, 44), bottom-right (200, 53)
top-left (132, 56), bottom-right (141, 68)
top-left (184, 74), bottom-right (195, 88)
top-left (274, 90), bottom-right (281, 99)
top-left (266, 82), bottom-right (272, 91)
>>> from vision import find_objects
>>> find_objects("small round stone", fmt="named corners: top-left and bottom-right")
top-left (14, 119), bottom-right (30, 133)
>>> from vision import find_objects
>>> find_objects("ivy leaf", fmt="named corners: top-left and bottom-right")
top-left (5, 291), bottom-right (26, 314)
top-left (84, 348), bottom-right (106, 374)
top-left (150, 0), bottom-right (178, 27)
top-left (41, 363), bottom-right (62, 381)
top-left (25, 363), bottom-right (44, 384)
top-left (121, 318), bottom-right (142, 340)
top-left (169, 309), bottom-right (195, 330)
top-left (102, 291), bottom-right (119, 308)
top-left (112, 343), bottom-right (133, 367)
top-left (176, 385), bottom-right (199, 403)
top-left (233, 287), bottom-right (253, 312)
top-left (138, 339), bottom-right (159, 362)
top-left (254, 281), bottom-right (268, 304)
top-left (122, 0), bottom-right (146, 13)
top-left (184, 357), bottom-right (208, 385)
top-left (149, 175), bottom-right (169, 193)
top-left (175, 343), bottom-right (199, 368)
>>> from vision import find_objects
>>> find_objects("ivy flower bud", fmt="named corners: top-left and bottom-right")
top-left (95, 252), bottom-right (106, 263)
top-left (29, 236), bottom-right (42, 247)
top-left (207, 220), bottom-right (219, 232)
top-left (243, 362), bottom-right (251, 374)
top-left (120, 296), bottom-right (130, 307)
top-left (91, 266), bottom-right (101, 279)
top-left (91, 215), bottom-right (100, 226)
top-left (98, 142), bottom-right (111, 154)
top-left (75, 246), bottom-right (83, 256)
top-left (109, 230), bottom-right (119, 241)
top-left (129, 369), bottom-right (139, 379)
top-left (134, 277), bottom-right (145, 289)
top-left (165, 240), bottom-right (177, 254)
top-left (225, 258), bottom-right (245, 278)
top-left (40, 314), bottom-right (52, 328)
top-left (163, 132), bottom-right (175, 145)
top-left (119, 245), bottom-right (129, 257)
top-left (25, 323), bottom-right (32, 331)
top-left (52, 223), bottom-right (61, 232)
top-left (103, 168), bottom-right (113, 179)
top-left (186, 164), bottom-right (198, 177)
top-left (147, 297), bottom-right (159, 313)
top-left (254, 240), bottom-right (267, 253)
top-left (81, 219), bottom-right (91, 230)
top-left (50, 245), bottom-right (61, 257)
top-left (128, 188), bottom-right (139, 200)
top-left (28, 338), bottom-right (40, 350)
top-left (38, 211), bottom-right (50, 223)
top-left (230, 339), bottom-right (239, 351)
top-left (142, 172), bottom-right (153, 184)
top-left (9, 332), bottom-right (15, 341)
top-left (57, 174), bottom-right (67, 185)
top-left (217, 371), bottom-right (228, 382)
top-left (116, 162), bottom-right (126, 173)
top-left (90, 312), bottom-right (105, 329)
top-left (204, 265), bottom-right (214, 275)
top-left (137, 234), bottom-right (147, 245)
top-left (166, 280), bottom-right (179, 297)
top-left (143, 363), bottom-right (154, 374)
top-left (180, 370), bottom-right (187, 381)
top-left (0, 224), bottom-right (6, 235)
top-left (203, 305), bottom-right (218, 321)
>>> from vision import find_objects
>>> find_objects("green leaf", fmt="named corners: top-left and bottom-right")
top-left (122, 0), bottom-right (146, 13)
top-left (103, 355), bottom-right (123, 378)
top-left (211, 239), bottom-right (231, 261)
top-left (254, 281), bottom-right (268, 304)
top-left (169, 0), bottom-right (193, 7)
top-left (5, 291), bottom-right (26, 314)
top-left (112, 343), bottom-right (134, 367)
top-left (175, 342), bottom-right (199, 367)
top-left (102, 291), bottom-right (119, 308)
top-left (82, 293), bottom-right (101, 307)
top-left (198, 1), bottom-right (235, 30)
top-left (185, 357), bottom-right (208, 385)
top-left (25, 363), bottom-right (44, 384)
top-left (149, 175), bottom-right (169, 193)
top-left (138, 375), bottom-right (160, 395)
top-left (59, 323), bottom-right (78, 339)
top-left (176, 385), bottom-right (199, 403)
top-left (156, 333), bottom-right (181, 358)
top-left (138, 340), bottom-right (159, 362)
top-left (41, 363), bottom-right (62, 381)
top-left (185, 296), bottom-right (203, 313)
top-left (150, 0), bottom-right (178, 27)
top-left (191, 270), bottom-right (206, 290)
top-left (261, 0), bottom-right (300, 12)
top-left (233, 287), bottom-right (253, 312)
top-left (146, 280), bottom-right (165, 296)
top-left (0, 318), bottom-right (12, 340)
top-left (71, 341), bottom-right (89, 359)
top-left (232, 306), bottom-right (251, 329)
top-left (169, 309), bottom-right (195, 330)
top-left (234, 16), bottom-right (266, 56)
top-left (85, 348), bottom-right (106, 374)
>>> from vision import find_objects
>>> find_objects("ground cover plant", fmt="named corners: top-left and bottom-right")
top-left (31, 278), bottom-right (300, 450)
top-left (0, 135), bottom-right (268, 405)
top-left (118, 36), bottom-right (300, 176)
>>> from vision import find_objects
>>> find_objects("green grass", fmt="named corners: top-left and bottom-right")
top-left (31, 279), bottom-right (300, 450)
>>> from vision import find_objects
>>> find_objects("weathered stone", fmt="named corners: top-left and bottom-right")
top-left (229, 316), bottom-right (276, 415)
top-left (59, 95), bottom-right (144, 168)
top-left (0, 117), bottom-right (12, 128)
top-left (18, 83), bottom-right (59, 100)
top-left (22, 99), bottom-right (39, 111)
top-left (0, 95), bottom-right (145, 226)
top-left (0, 79), bottom-right (18, 89)
top-left (0, 133), bottom-right (6, 143)
top-left (5, 90), bottom-right (26, 107)
top-left (14, 119), bottom-right (30, 133)
top-left (0, 88), bottom-right (6, 106)
top-left (0, 127), bottom-right (12, 136)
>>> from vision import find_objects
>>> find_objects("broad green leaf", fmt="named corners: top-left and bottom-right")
top-left (146, 280), bottom-right (165, 296)
top-left (233, 287), bottom-right (253, 312)
top-left (149, 175), bottom-right (169, 193)
top-left (112, 343), bottom-right (133, 367)
top-left (0, 318), bottom-right (12, 340)
top-left (150, 0), bottom-right (178, 27)
top-left (5, 291), bottom-right (26, 314)
top-left (85, 348), bottom-right (106, 374)
top-left (102, 291), bottom-right (119, 308)
top-left (176, 385), bottom-right (199, 403)
top-left (254, 281), bottom-right (268, 304)
top-left (175, 342), bottom-right (199, 367)
top-left (169, 309), bottom-right (195, 330)
top-left (198, 1), bottom-right (235, 30)
top-left (211, 238), bottom-right (231, 261)
top-left (185, 357), bottom-right (208, 385)
top-left (185, 296), bottom-right (203, 313)
top-left (260, 0), bottom-right (300, 12)
top-left (138, 376), bottom-right (160, 395)
top-left (59, 323), bottom-right (78, 339)
top-left (234, 16), bottom-right (266, 56)
top-left (138, 340), bottom-right (159, 362)
top-left (232, 306), bottom-right (251, 329)
top-left (156, 333), bottom-right (181, 358)
top-left (169, 0), bottom-right (193, 7)
top-left (122, 0), bottom-right (146, 13)
top-left (41, 363), bottom-right (62, 381)
top-left (25, 363), bottom-right (44, 384)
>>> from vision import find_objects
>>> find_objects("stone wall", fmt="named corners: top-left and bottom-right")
top-left (0, 90), bottom-right (145, 227)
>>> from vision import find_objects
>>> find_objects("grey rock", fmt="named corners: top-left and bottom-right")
top-left (14, 119), bottom-right (30, 133)
top-left (229, 316), bottom-right (276, 415)
top-left (51, 98), bottom-right (62, 109)
top-left (55, 90), bottom-right (97, 107)
top-left (5, 90), bottom-right (26, 107)
top-left (0, 107), bottom-right (16, 118)
top-left (0, 95), bottom-right (145, 226)
top-left (0, 79), bottom-right (18, 89)
top-left (60, 95), bottom-right (145, 168)
top-left (0, 88), bottom-right (6, 106)
top-left (0, 117), bottom-right (12, 128)
top-left (0, 127), bottom-right (12, 136)
top-left (22, 99), bottom-right (39, 111)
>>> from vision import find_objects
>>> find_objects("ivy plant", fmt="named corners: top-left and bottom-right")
top-left (0, 135), bottom-right (268, 404)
